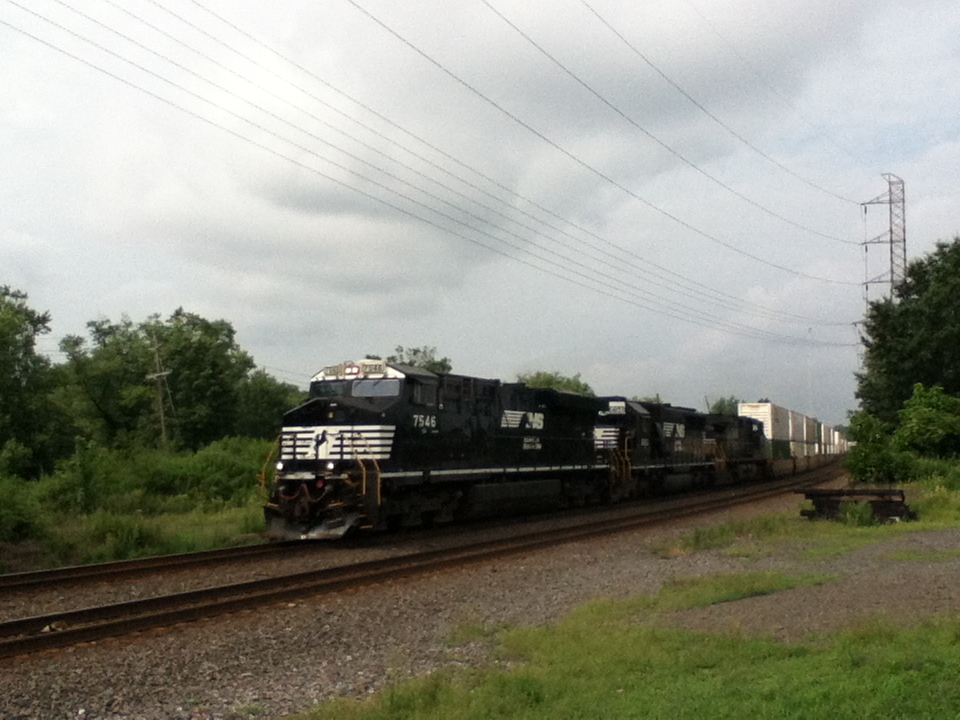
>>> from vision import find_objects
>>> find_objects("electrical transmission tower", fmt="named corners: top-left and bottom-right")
top-left (861, 173), bottom-right (906, 304)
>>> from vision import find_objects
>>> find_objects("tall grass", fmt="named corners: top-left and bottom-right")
top-left (43, 504), bottom-right (266, 564)
top-left (0, 474), bottom-right (45, 543)
top-left (1, 437), bottom-right (274, 568)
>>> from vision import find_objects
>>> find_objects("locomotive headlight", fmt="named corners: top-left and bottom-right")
top-left (326, 461), bottom-right (335, 471)
top-left (275, 461), bottom-right (284, 471)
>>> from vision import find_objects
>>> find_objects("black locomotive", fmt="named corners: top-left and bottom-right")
top-left (264, 360), bottom-right (769, 539)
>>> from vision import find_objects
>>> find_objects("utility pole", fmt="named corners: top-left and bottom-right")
top-left (861, 173), bottom-right (906, 305)
top-left (146, 335), bottom-right (173, 446)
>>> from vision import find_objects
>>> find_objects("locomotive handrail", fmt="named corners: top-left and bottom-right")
top-left (714, 443), bottom-right (729, 472)
top-left (257, 436), bottom-right (281, 492)
top-left (341, 428), bottom-right (384, 507)
top-left (355, 457), bottom-right (382, 506)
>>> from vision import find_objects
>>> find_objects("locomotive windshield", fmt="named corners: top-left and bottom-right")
top-left (309, 378), bottom-right (402, 399)
top-left (352, 378), bottom-right (401, 397)
top-left (310, 380), bottom-right (349, 398)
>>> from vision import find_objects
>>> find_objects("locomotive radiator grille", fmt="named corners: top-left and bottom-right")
top-left (280, 425), bottom-right (396, 461)
top-left (593, 427), bottom-right (620, 450)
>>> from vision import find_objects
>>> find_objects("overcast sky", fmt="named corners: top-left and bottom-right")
top-left (3, 0), bottom-right (958, 426)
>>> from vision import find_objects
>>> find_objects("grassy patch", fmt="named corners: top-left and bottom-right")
top-left (447, 617), bottom-right (513, 646)
top-left (39, 502), bottom-right (265, 566)
top-left (658, 504), bottom-right (943, 562)
top-left (884, 548), bottom-right (960, 563)
top-left (912, 482), bottom-right (960, 524)
top-left (657, 481), bottom-right (960, 563)
top-left (655, 513), bottom-right (796, 558)
top-left (647, 571), bottom-right (835, 612)
top-left (290, 573), bottom-right (960, 720)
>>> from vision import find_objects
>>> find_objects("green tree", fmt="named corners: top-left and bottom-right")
top-left (235, 369), bottom-right (305, 439)
top-left (56, 317), bottom-right (155, 448)
top-left (844, 411), bottom-right (916, 484)
top-left (58, 309), bottom-right (258, 450)
top-left (893, 383), bottom-right (960, 457)
top-left (517, 370), bottom-right (595, 396)
top-left (148, 309), bottom-right (255, 449)
top-left (0, 287), bottom-right (60, 477)
top-left (857, 236), bottom-right (960, 424)
top-left (707, 395), bottom-right (741, 415)
top-left (385, 346), bottom-right (452, 374)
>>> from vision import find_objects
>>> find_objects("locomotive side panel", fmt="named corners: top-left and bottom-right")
top-left (266, 362), bottom-right (847, 539)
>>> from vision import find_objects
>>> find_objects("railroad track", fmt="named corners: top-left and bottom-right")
top-left (0, 540), bottom-right (317, 592)
top-left (0, 466), bottom-right (842, 660)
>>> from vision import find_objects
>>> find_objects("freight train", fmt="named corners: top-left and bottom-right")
top-left (264, 360), bottom-right (845, 539)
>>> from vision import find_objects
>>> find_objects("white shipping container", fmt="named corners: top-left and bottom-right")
top-left (738, 402), bottom-right (791, 442)
top-left (788, 410), bottom-right (806, 443)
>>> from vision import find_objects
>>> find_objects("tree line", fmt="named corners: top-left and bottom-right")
top-left (0, 290), bottom-right (303, 481)
top-left (848, 235), bottom-right (960, 482)
top-left (29, 229), bottom-right (960, 491)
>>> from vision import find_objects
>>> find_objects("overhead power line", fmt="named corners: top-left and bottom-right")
top-left (13, 0), bottom-right (822, 336)
top-left (78, 0), bottom-right (849, 328)
top-left (679, 0), bottom-right (869, 169)
top-left (480, 0), bottom-right (858, 243)
top-left (165, 0), bottom-right (850, 325)
top-left (0, 1), bottom-right (858, 347)
top-left (577, 0), bottom-right (861, 207)
top-left (342, 0), bottom-right (860, 286)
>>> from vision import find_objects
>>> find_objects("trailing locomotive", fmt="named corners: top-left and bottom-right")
top-left (264, 360), bottom-right (778, 539)
top-left (593, 399), bottom-right (767, 501)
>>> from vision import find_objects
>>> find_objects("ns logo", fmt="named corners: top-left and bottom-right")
top-left (501, 410), bottom-right (545, 430)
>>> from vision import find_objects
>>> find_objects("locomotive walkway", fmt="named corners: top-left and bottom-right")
top-left (0, 464), bottom-right (843, 660)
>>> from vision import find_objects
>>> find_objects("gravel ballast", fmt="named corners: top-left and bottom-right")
top-left (4, 495), bottom-right (960, 720)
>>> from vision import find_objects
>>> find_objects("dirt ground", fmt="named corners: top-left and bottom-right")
top-left (664, 527), bottom-right (960, 640)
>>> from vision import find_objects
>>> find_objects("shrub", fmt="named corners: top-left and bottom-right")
top-left (85, 511), bottom-right (161, 561)
top-left (0, 439), bottom-right (33, 479)
top-left (177, 437), bottom-right (274, 506)
top-left (46, 439), bottom-right (114, 513)
top-left (894, 384), bottom-right (960, 457)
top-left (0, 475), bottom-right (44, 542)
top-left (38, 438), bottom-right (272, 516)
top-left (845, 412), bottom-right (917, 484)
top-left (839, 501), bottom-right (877, 527)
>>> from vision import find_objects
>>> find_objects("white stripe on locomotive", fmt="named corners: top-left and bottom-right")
top-left (280, 424), bottom-right (396, 461)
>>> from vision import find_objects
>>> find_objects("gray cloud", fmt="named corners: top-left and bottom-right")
top-left (2, 0), bottom-right (958, 426)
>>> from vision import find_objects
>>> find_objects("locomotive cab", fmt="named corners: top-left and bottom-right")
top-left (266, 360), bottom-right (412, 538)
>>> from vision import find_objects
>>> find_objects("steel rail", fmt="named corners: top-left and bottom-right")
top-left (0, 466), bottom-right (842, 660)
top-left (0, 540), bottom-right (312, 591)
